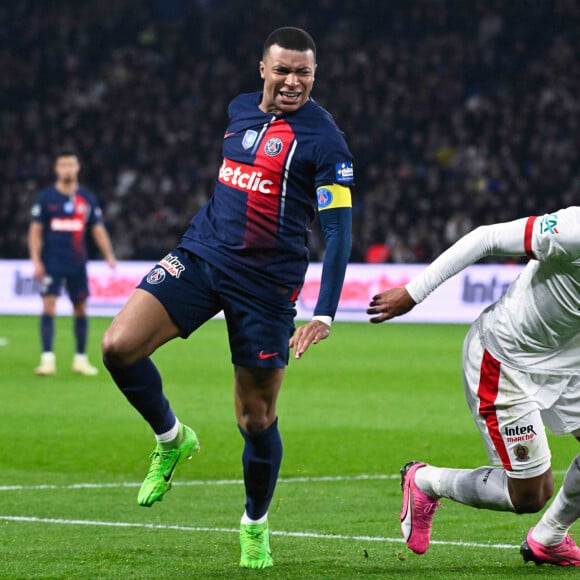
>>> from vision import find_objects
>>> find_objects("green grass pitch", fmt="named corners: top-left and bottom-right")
top-left (0, 315), bottom-right (577, 578)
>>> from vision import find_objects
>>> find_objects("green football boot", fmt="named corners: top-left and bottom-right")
top-left (137, 423), bottom-right (199, 507)
top-left (239, 520), bottom-right (273, 569)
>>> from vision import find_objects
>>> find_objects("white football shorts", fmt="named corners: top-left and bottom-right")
top-left (462, 325), bottom-right (580, 479)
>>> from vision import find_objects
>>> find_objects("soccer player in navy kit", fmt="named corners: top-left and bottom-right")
top-left (29, 151), bottom-right (116, 376)
top-left (102, 27), bottom-right (353, 568)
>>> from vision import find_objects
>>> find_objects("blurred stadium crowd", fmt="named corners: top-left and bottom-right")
top-left (1, 0), bottom-right (579, 263)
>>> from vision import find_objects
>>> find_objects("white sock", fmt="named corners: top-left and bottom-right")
top-left (415, 465), bottom-right (515, 511)
top-left (155, 419), bottom-right (180, 443)
top-left (532, 453), bottom-right (580, 546)
top-left (241, 511), bottom-right (268, 525)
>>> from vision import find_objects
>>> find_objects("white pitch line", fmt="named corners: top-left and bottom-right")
top-left (0, 474), bottom-right (398, 492)
top-left (0, 515), bottom-right (519, 550)
top-left (0, 470), bottom-right (568, 493)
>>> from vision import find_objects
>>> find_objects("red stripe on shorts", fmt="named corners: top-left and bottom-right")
top-left (477, 349), bottom-right (512, 470)
top-left (524, 216), bottom-right (537, 260)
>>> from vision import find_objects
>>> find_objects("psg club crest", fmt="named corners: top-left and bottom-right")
top-left (514, 444), bottom-right (529, 461)
top-left (242, 130), bottom-right (258, 150)
top-left (146, 267), bottom-right (166, 285)
top-left (264, 137), bottom-right (283, 157)
top-left (317, 187), bottom-right (333, 209)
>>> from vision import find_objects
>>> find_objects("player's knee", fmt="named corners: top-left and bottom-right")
top-left (512, 494), bottom-right (550, 514)
top-left (510, 479), bottom-right (554, 514)
top-left (101, 327), bottom-right (136, 367)
top-left (238, 413), bottom-right (272, 434)
top-left (73, 303), bottom-right (87, 317)
top-left (42, 303), bottom-right (57, 317)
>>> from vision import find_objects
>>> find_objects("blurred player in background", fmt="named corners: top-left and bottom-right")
top-left (29, 151), bottom-right (116, 376)
top-left (102, 27), bottom-right (353, 569)
top-left (368, 207), bottom-right (580, 567)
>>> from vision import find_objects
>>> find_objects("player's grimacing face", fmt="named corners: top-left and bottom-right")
top-left (259, 45), bottom-right (316, 114)
top-left (54, 156), bottom-right (80, 184)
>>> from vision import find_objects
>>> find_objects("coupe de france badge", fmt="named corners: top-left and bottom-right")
top-left (335, 161), bottom-right (354, 183)
top-left (242, 130), bottom-right (258, 150)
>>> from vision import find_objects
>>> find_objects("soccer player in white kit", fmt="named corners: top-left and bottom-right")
top-left (367, 207), bottom-right (580, 566)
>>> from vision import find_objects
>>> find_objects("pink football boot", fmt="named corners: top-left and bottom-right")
top-left (521, 527), bottom-right (580, 566)
top-left (400, 461), bottom-right (441, 554)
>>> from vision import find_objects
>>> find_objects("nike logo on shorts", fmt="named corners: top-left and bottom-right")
top-left (259, 351), bottom-right (279, 360)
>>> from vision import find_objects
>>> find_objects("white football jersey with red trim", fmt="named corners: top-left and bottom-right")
top-left (477, 207), bottom-right (580, 374)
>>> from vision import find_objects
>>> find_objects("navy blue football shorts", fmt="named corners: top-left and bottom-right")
top-left (137, 248), bottom-right (297, 369)
top-left (41, 265), bottom-right (89, 303)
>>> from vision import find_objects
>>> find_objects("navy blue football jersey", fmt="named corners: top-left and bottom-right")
top-left (179, 92), bottom-right (354, 295)
top-left (31, 186), bottom-right (102, 271)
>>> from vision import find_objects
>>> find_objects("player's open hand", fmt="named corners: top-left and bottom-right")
top-left (289, 320), bottom-right (330, 359)
top-left (32, 261), bottom-right (46, 282)
top-left (367, 287), bottom-right (416, 323)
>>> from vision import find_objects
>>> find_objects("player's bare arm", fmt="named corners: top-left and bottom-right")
top-left (367, 216), bottom-right (535, 324)
top-left (367, 287), bottom-right (417, 323)
top-left (28, 221), bottom-right (45, 281)
top-left (92, 223), bottom-right (117, 269)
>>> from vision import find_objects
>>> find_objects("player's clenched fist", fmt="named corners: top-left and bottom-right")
top-left (290, 320), bottom-right (331, 359)
top-left (367, 287), bottom-right (417, 323)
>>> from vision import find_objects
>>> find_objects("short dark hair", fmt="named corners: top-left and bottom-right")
top-left (55, 149), bottom-right (79, 161)
top-left (263, 27), bottom-right (316, 59)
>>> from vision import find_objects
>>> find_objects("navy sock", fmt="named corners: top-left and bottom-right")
top-left (74, 316), bottom-right (88, 354)
top-left (105, 357), bottom-right (176, 434)
top-left (238, 418), bottom-right (283, 520)
top-left (40, 314), bottom-right (54, 352)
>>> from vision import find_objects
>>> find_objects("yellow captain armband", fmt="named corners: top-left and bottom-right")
top-left (316, 184), bottom-right (352, 211)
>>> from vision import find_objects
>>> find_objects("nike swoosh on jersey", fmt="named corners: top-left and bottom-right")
top-left (259, 351), bottom-right (279, 360)
top-left (224, 132), bottom-right (235, 139)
